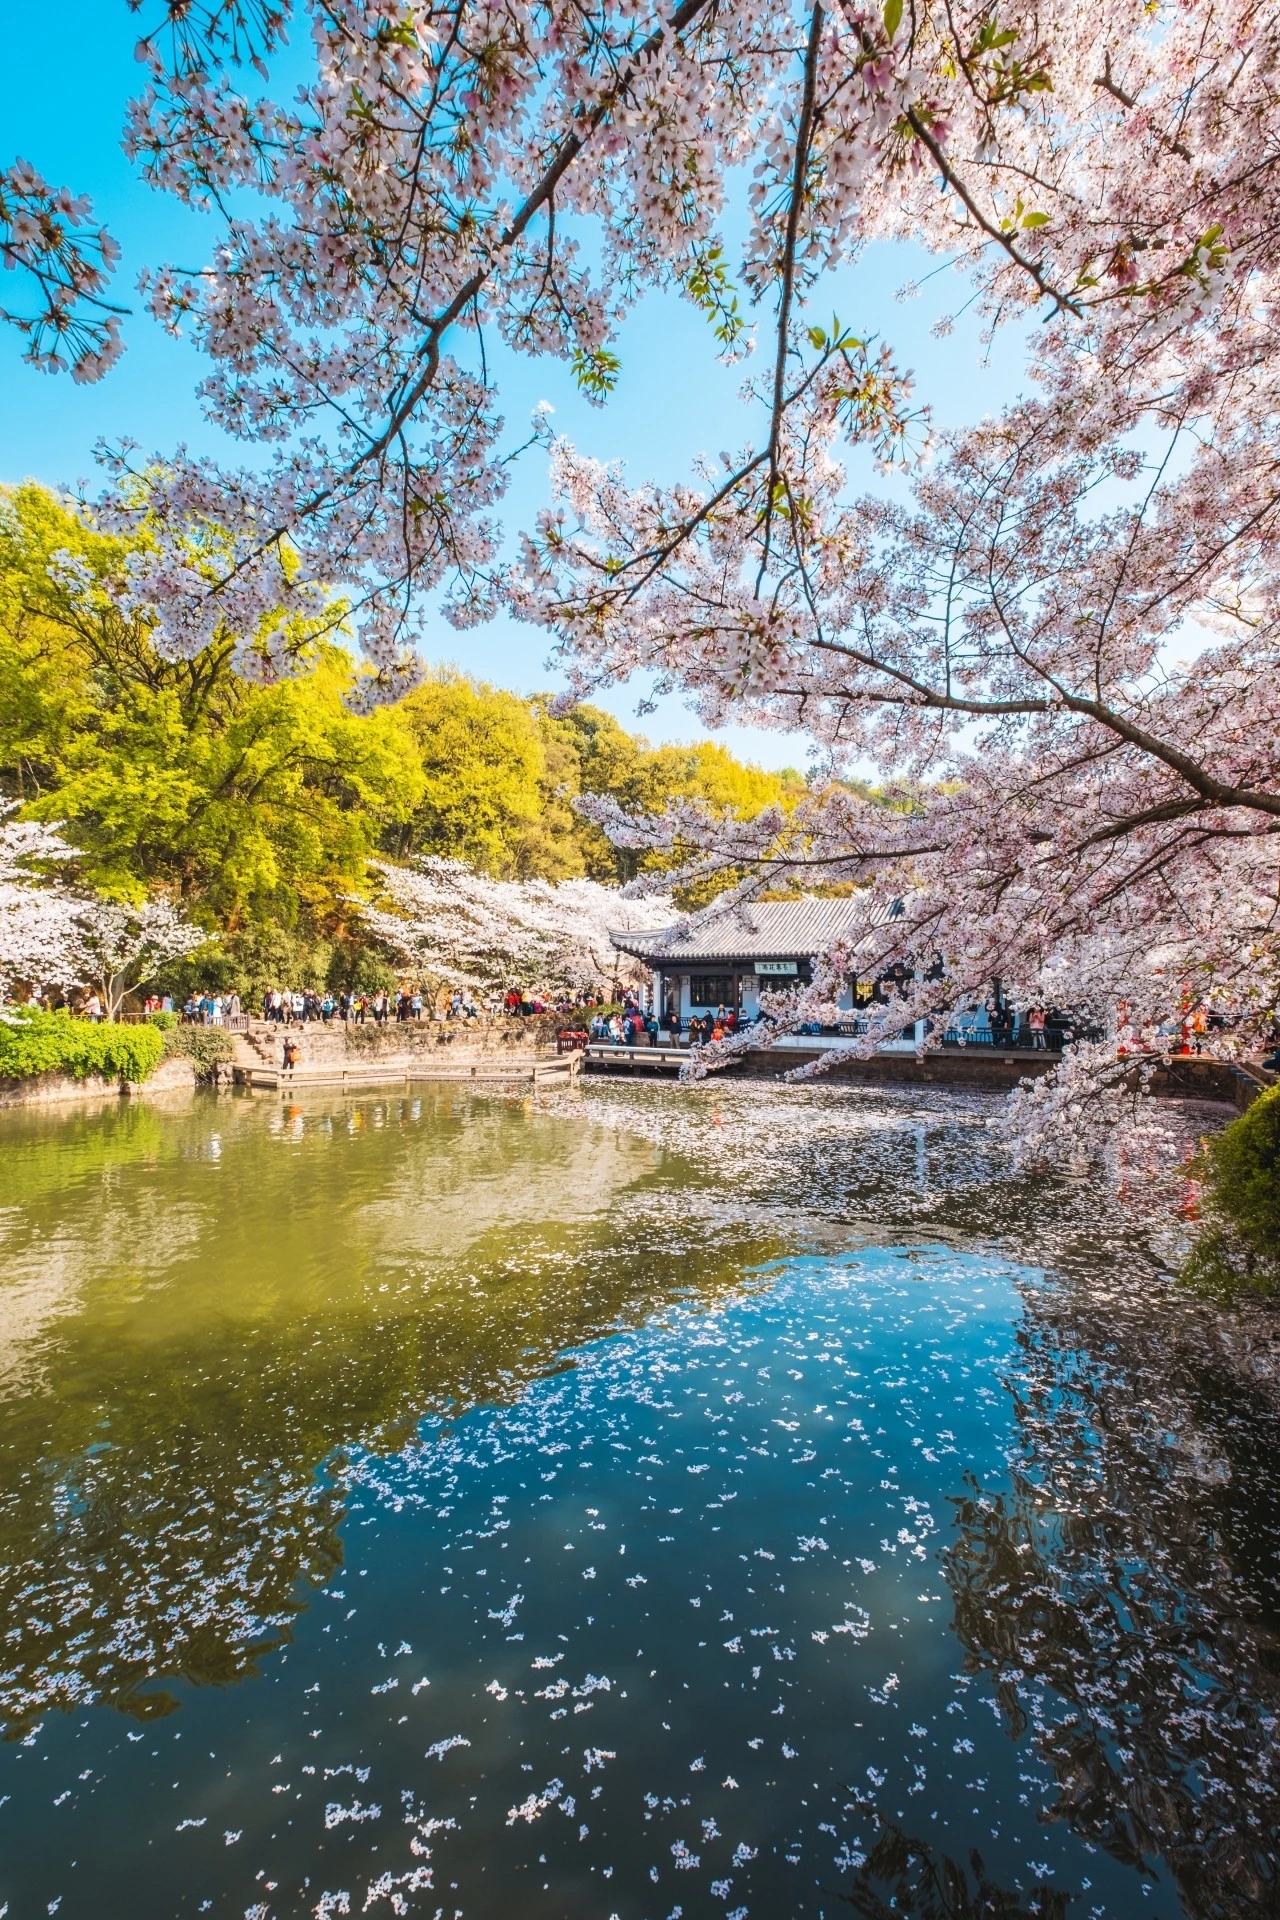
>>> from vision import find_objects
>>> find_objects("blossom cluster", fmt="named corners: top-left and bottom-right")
top-left (0, 806), bottom-right (206, 1011)
top-left (358, 857), bottom-right (674, 998)
top-left (0, 160), bottom-right (123, 381)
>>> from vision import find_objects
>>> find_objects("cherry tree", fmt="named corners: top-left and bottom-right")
top-left (359, 857), bottom-right (674, 1000)
top-left (0, 809), bottom-right (86, 1000)
top-left (67, 897), bottom-right (209, 1020)
top-left (4, 1), bottom-right (1276, 1147)
top-left (0, 805), bottom-right (208, 1013)
top-left (520, 377), bottom-right (1280, 1154)
top-left (0, 0), bottom-right (1243, 665)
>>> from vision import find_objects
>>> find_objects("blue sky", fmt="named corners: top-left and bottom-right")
top-left (2, 2), bottom-right (1031, 769)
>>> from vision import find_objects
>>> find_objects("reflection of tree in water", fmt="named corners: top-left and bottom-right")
top-left (943, 1281), bottom-right (1280, 1919)
top-left (0, 1093), bottom-right (784, 1736)
top-left (842, 1818), bottom-right (1067, 1918)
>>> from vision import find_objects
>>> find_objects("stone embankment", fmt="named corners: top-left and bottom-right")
top-left (228, 1015), bottom-right (573, 1091)
top-left (0, 1052), bottom-right (197, 1110)
top-left (0, 1016), bottom-right (568, 1108)
top-left (582, 1040), bottom-right (1274, 1107)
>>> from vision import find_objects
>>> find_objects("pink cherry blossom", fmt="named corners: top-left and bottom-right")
top-left (358, 857), bottom-right (674, 998)
top-left (1, 1), bottom-right (1273, 1151)
top-left (0, 161), bottom-right (123, 382)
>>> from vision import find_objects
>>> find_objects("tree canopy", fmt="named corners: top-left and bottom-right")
top-left (5, 0), bottom-right (1276, 1152)
top-left (0, 483), bottom-right (801, 994)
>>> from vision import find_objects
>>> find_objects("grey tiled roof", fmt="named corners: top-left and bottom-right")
top-left (610, 895), bottom-right (897, 966)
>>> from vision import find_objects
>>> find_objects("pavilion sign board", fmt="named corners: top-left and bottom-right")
top-left (754, 960), bottom-right (799, 976)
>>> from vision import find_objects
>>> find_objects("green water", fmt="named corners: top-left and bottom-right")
top-left (0, 1082), bottom-right (1276, 1918)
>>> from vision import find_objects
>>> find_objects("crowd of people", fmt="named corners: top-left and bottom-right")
top-left (503, 987), bottom-right (606, 1020)
top-left (589, 999), bottom-right (741, 1046)
top-left (581, 989), bottom-right (1072, 1052)
top-left (160, 983), bottom-right (610, 1028)
top-left (63, 980), bottom-right (1279, 1076)
top-left (979, 1002), bottom-right (1052, 1049)
top-left (260, 988), bottom-right (420, 1024)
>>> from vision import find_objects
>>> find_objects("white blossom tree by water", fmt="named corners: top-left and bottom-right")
top-left (67, 897), bottom-right (209, 1020)
top-left (360, 858), bottom-right (674, 1001)
top-left (0, 805), bottom-right (207, 1013)
top-left (0, 809), bottom-right (85, 1001)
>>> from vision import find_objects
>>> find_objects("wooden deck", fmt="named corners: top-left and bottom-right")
top-left (234, 1053), bottom-right (580, 1093)
top-left (580, 1043), bottom-right (740, 1074)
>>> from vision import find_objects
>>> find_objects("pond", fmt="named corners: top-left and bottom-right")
top-left (0, 1080), bottom-right (1276, 1919)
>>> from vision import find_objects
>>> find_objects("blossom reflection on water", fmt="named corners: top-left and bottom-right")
top-left (0, 1080), bottom-right (1273, 1919)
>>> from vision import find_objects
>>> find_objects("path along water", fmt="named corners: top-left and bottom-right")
top-left (0, 1081), bottom-right (1276, 1919)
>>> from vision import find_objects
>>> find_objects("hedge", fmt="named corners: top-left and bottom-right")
top-left (0, 1011), bottom-right (166, 1083)
top-left (161, 1024), bottom-right (233, 1078)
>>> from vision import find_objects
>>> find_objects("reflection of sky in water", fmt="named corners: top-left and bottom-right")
top-left (0, 1085), bottom-right (1274, 1919)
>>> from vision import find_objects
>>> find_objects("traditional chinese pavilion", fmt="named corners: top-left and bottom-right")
top-left (609, 896), bottom-right (903, 1024)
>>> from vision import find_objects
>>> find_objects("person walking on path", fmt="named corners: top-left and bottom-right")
top-left (1029, 1005), bottom-right (1047, 1049)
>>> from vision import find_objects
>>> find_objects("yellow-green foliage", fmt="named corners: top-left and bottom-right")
top-left (394, 671), bottom-right (558, 876)
top-left (0, 1011), bottom-right (165, 1082)
top-left (0, 483), bottom-right (810, 974)
top-left (0, 484), bottom-right (423, 931)
top-left (388, 675), bottom-right (807, 892)
top-left (550, 701), bottom-right (805, 890)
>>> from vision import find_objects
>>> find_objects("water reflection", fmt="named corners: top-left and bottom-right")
top-left (569, 1076), bottom-right (1207, 1265)
top-left (0, 1079), bottom-right (1274, 1920)
top-left (562, 1083), bottom-right (1280, 1919)
top-left (0, 1091), bottom-right (786, 1732)
top-left (944, 1284), bottom-right (1280, 1919)
top-left (842, 1818), bottom-right (1070, 1918)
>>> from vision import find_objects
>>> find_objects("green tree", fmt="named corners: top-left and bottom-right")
top-left (0, 484), bottom-right (424, 988)
top-left (562, 705), bottom-right (811, 899)
top-left (393, 669), bottom-right (580, 878)
top-left (1184, 1086), bottom-right (1280, 1300)
top-left (545, 701), bottom-right (807, 892)
top-left (1, 485), bottom-right (821, 983)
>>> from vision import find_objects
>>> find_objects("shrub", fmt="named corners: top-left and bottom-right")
top-left (161, 1025), bottom-right (234, 1080)
top-left (1184, 1085), bottom-right (1280, 1300)
top-left (146, 1010), bottom-right (179, 1031)
top-left (0, 1012), bottom-right (165, 1083)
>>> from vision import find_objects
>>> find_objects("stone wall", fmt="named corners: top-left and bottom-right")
top-left (738, 1047), bottom-right (1058, 1091)
top-left (736, 1047), bottom-right (1260, 1102)
top-left (231, 1015), bottom-right (560, 1076)
top-left (0, 1053), bottom-right (196, 1109)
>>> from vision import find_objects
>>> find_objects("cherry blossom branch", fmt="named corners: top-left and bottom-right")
top-left (0, 163), bottom-right (125, 381)
top-left (901, 105), bottom-right (1080, 319)
top-left (304, 0), bottom-right (723, 514)
top-left (759, 0), bottom-right (825, 589)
